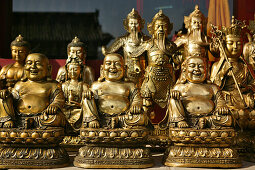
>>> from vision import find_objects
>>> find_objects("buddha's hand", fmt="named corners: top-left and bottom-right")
top-left (83, 90), bottom-right (93, 99)
top-left (170, 90), bottom-right (181, 100)
top-left (130, 105), bottom-right (142, 114)
top-left (88, 120), bottom-right (100, 128)
top-left (45, 105), bottom-right (59, 115)
top-left (215, 106), bottom-right (229, 115)
top-left (0, 89), bottom-right (9, 99)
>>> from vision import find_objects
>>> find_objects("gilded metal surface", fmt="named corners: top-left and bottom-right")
top-left (74, 53), bottom-right (153, 168)
top-left (174, 5), bottom-right (210, 64)
top-left (0, 35), bottom-right (30, 88)
top-left (131, 10), bottom-right (177, 115)
top-left (102, 9), bottom-right (149, 87)
top-left (0, 53), bottom-right (69, 168)
top-left (243, 15), bottom-right (255, 69)
top-left (163, 56), bottom-right (240, 167)
top-left (56, 36), bottom-right (94, 86)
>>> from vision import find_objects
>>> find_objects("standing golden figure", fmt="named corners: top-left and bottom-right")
top-left (0, 35), bottom-right (30, 88)
top-left (74, 53), bottom-right (153, 168)
top-left (174, 5), bottom-right (210, 64)
top-left (210, 17), bottom-right (255, 161)
top-left (102, 8), bottom-right (149, 87)
top-left (132, 10), bottom-right (177, 113)
top-left (0, 53), bottom-right (69, 168)
top-left (243, 14), bottom-right (255, 69)
top-left (131, 10), bottom-right (177, 146)
top-left (56, 36), bottom-right (94, 86)
top-left (164, 56), bottom-right (241, 168)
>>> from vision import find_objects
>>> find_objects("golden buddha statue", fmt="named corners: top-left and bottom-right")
top-left (243, 14), bottom-right (255, 69)
top-left (164, 56), bottom-right (241, 168)
top-left (210, 17), bottom-right (255, 161)
top-left (0, 53), bottom-right (69, 168)
top-left (74, 53), bottom-right (153, 168)
top-left (0, 35), bottom-right (30, 88)
top-left (210, 17), bottom-right (253, 129)
top-left (174, 5), bottom-right (210, 64)
top-left (56, 36), bottom-right (94, 86)
top-left (102, 9), bottom-right (150, 87)
top-left (82, 53), bottom-right (150, 129)
top-left (132, 10), bottom-right (177, 112)
top-left (62, 57), bottom-right (89, 132)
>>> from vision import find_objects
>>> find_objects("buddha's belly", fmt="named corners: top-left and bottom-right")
top-left (17, 94), bottom-right (50, 114)
top-left (98, 95), bottom-right (130, 115)
top-left (183, 98), bottom-right (215, 116)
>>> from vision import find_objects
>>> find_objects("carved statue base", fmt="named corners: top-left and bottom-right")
top-left (0, 128), bottom-right (69, 169)
top-left (74, 146), bottom-right (152, 168)
top-left (74, 128), bottom-right (154, 168)
top-left (164, 128), bottom-right (242, 168)
top-left (61, 136), bottom-right (86, 152)
top-left (234, 130), bottom-right (255, 162)
top-left (148, 124), bottom-right (169, 149)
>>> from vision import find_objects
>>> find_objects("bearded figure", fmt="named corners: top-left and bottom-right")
top-left (131, 10), bottom-right (177, 119)
top-left (102, 8), bottom-right (149, 87)
top-left (174, 5), bottom-right (210, 65)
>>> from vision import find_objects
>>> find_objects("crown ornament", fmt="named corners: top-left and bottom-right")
top-left (222, 16), bottom-right (246, 37)
top-left (123, 8), bottom-right (145, 31)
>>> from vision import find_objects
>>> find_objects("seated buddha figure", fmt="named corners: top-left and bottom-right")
top-left (0, 35), bottom-right (30, 88)
top-left (0, 53), bottom-right (67, 129)
top-left (168, 56), bottom-right (232, 129)
top-left (62, 58), bottom-right (89, 132)
top-left (82, 53), bottom-right (150, 129)
top-left (56, 36), bottom-right (94, 86)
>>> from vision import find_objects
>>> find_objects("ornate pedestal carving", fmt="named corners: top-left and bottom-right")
top-left (164, 128), bottom-right (242, 168)
top-left (148, 124), bottom-right (169, 149)
top-left (234, 130), bottom-right (255, 162)
top-left (74, 128), bottom-right (153, 168)
top-left (0, 128), bottom-right (69, 169)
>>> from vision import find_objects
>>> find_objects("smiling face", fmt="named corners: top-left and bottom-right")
top-left (225, 35), bottom-right (242, 58)
top-left (11, 46), bottom-right (29, 63)
top-left (186, 57), bottom-right (206, 83)
top-left (103, 54), bottom-right (124, 81)
top-left (67, 63), bottom-right (81, 80)
top-left (24, 53), bottom-right (49, 81)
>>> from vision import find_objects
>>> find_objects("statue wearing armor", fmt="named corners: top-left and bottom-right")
top-left (174, 5), bottom-right (211, 64)
top-left (102, 8), bottom-right (150, 87)
top-left (131, 10), bottom-right (177, 115)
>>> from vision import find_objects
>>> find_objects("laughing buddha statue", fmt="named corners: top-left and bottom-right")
top-left (164, 56), bottom-right (240, 168)
top-left (74, 53), bottom-right (153, 169)
top-left (82, 53), bottom-right (150, 128)
top-left (0, 53), bottom-right (68, 129)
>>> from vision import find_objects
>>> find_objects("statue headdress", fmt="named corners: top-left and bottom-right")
top-left (147, 10), bottom-right (173, 36)
top-left (10, 34), bottom-right (30, 49)
top-left (184, 5), bottom-right (207, 30)
top-left (222, 16), bottom-right (246, 38)
top-left (123, 8), bottom-right (145, 31)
